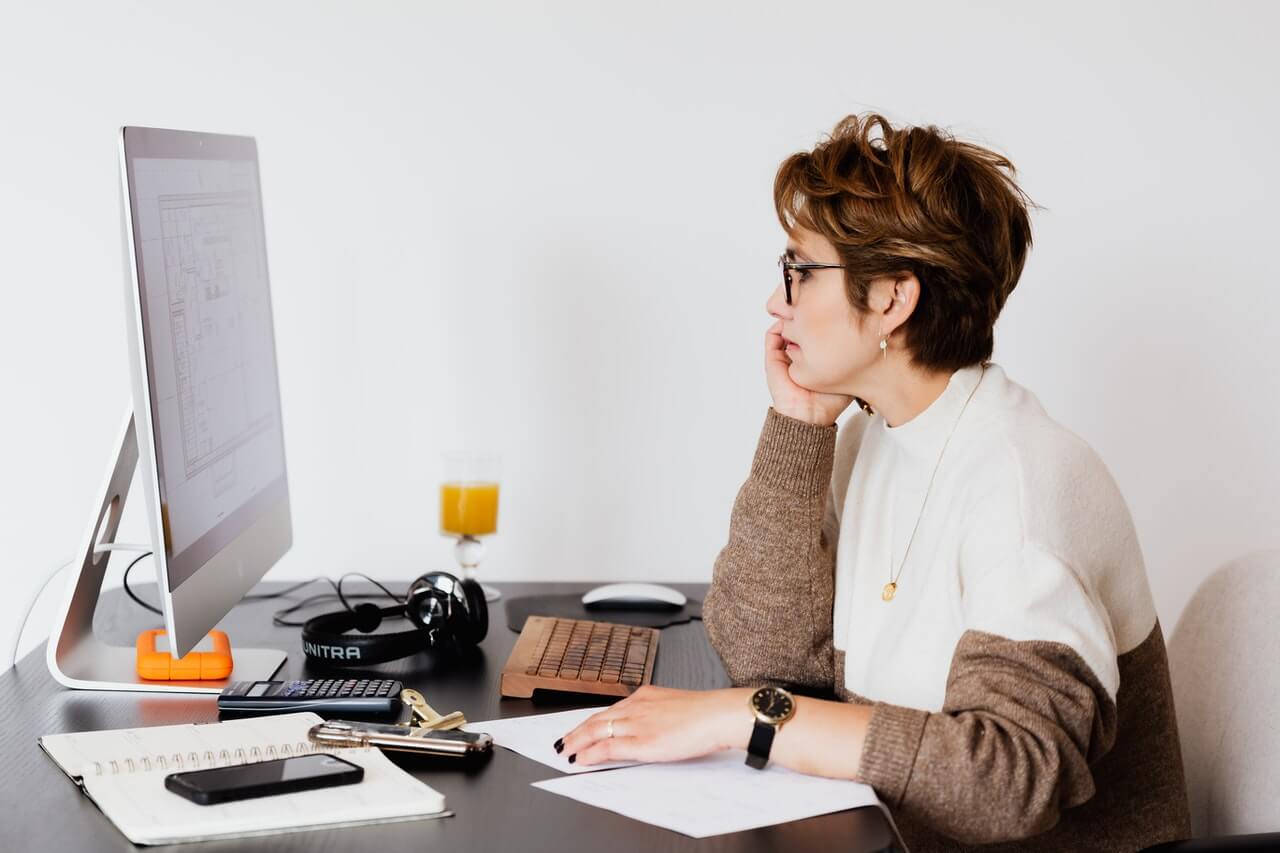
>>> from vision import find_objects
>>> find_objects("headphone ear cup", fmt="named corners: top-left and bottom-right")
top-left (459, 579), bottom-right (488, 645)
top-left (404, 581), bottom-right (432, 631)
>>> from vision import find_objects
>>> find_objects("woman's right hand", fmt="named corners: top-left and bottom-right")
top-left (765, 321), bottom-right (854, 427)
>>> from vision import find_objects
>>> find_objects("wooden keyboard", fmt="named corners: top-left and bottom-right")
top-left (500, 616), bottom-right (659, 698)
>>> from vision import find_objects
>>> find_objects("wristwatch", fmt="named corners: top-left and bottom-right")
top-left (745, 685), bottom-right (795, 769)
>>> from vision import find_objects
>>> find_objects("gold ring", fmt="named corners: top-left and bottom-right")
top-left (607, 719), bottom-right (615, 739)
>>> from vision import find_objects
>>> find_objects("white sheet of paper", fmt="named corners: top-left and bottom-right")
top-left (463, 707), bottom-right (641, 774)
top-left (532, 749), bottom-right (892, 839)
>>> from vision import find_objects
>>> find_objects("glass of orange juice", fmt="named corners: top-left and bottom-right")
top-left (440, 452), bottom-right (502, 602)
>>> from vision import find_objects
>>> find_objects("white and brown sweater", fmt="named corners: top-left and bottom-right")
top-left (704, 362), bottom-right (1190, 851)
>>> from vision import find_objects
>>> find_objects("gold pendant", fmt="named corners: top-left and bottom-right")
top-left (881, 582), bottom-right (897, 602)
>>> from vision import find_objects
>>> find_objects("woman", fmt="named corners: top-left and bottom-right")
top-left (557, 113), bottom-right (1190, 851)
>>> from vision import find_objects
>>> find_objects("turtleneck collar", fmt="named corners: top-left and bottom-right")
top-left (878, 362), bottom-right (990, 460)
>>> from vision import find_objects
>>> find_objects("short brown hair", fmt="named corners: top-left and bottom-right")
top-left (774, 113), bottom-right (1036, 373)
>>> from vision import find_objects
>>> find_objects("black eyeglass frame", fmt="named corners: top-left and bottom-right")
top-left (778, 254), bottom-right (851, 305)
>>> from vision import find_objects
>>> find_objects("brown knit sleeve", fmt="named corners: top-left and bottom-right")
top-left (703, 407), bottom-right (839, 689)
top-left (855, 630), bottom-right (1119, 845)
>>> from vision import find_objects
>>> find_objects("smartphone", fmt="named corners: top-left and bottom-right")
top-left (164, 753), bottom-right (364, 805)
top-left (309, 720), bottom-right (493, 757)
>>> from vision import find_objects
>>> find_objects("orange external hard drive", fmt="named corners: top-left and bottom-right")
top-left (136, 629), bottom-right (234, 680)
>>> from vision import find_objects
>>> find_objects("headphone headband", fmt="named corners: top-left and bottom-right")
top-left (301, 604), bottom-right (429, 667)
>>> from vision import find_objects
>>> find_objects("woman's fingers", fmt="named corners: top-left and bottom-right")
top-left (559, 710), bottom-right (620, 758)
top-left (574, 735), bottom-right (643, 766)
top-left (765, 322), bottom-right (789, 357)
top-left (765, 324), bottom-right (793, 373)
top-left (560, 713), bottom-right (653, 766)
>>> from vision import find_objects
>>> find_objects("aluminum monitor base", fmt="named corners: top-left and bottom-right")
top-left (45, 412), bottom-right (286, 694)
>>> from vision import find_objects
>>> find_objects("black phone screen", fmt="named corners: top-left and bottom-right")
top-left (165, 753), bottom-right (363, 804)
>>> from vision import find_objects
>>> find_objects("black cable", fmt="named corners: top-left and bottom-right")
top-left (120, 553), bottom-right (405, 626)
top-left (122, 551), bottom-right (162, 614)
top-left (269, 574), bottom-right (406, 626)
top-left (271, 591), bottom-right (393, 627)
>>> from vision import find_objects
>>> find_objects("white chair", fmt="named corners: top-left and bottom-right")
top-left (1145, 549), bottom-right (1280, 851)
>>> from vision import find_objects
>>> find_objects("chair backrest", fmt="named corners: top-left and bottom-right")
top-left (1167, 549), bottom-right (1280, 837)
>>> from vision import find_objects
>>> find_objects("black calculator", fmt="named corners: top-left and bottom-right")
top-left (218, 678), bottom-right (403, 715)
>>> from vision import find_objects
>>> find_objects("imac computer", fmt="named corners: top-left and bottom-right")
top-left (47, 126), bottom-right (291, 693)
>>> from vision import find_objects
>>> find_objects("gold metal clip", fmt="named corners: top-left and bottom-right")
top-left (399, 688), bottom-right (467, 731)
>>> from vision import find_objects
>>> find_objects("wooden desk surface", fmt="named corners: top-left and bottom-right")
top-left (2, 580), bottom-right (895, 852)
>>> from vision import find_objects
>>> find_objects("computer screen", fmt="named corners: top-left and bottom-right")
top-left (126, 150), bottom-right (288, 590)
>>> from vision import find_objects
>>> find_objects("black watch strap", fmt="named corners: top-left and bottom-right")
top-left (746, 718), bottom-right (777, 770)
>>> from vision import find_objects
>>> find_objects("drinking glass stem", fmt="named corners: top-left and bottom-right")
top-left (455, 535), bottom-right (486, 583)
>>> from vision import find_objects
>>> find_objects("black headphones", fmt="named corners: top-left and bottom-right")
top-left (301, 571), bottom-right (488, 668)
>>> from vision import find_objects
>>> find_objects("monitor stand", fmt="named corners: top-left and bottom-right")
top-left (45, 411), bottom-right (287, 694)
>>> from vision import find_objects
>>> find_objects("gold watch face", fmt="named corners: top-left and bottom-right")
top-left (750, 687), bottom-right (795, 724)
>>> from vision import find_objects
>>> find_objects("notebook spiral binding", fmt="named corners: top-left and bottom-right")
top-left (90, 741), bottom-right (368, 776)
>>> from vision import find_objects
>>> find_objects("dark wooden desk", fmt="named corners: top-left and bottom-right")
top-left (2, 581), bottom-right (896, 852)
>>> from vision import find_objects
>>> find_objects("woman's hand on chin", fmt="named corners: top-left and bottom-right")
top-left (765, 321), bottom-right (853, 426)
top-left (555, 686), bottom-right (754, 766)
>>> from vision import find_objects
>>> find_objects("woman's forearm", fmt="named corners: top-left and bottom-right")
top-left (704, 408), bottom-right (840, 688)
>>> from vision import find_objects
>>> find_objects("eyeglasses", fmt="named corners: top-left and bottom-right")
top-left (778, 254), bottom-right (850, 305)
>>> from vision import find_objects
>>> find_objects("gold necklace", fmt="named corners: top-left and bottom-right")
top-left (882, 364), bottom-right (987, 602)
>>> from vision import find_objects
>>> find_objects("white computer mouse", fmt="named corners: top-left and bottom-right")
top-left (581, 582), bottom-right (688, 610)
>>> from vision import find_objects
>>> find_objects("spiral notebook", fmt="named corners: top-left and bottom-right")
top-left (38, 712), bottom-right (449, 846)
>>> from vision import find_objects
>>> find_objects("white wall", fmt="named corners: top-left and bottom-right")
top-left (4, 0), bottom-right (1278, 665)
